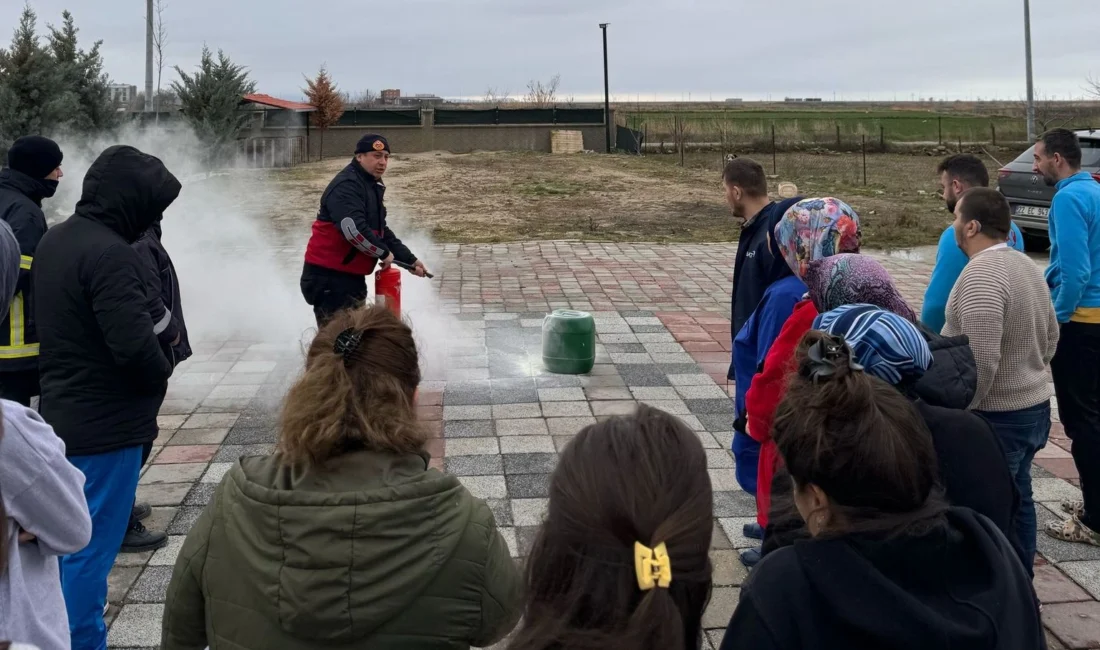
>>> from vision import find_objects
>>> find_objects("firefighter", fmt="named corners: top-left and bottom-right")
top-left (0, 136), bottom-right (63, 405)
top-left (301, 134), bottom-right (429, 326)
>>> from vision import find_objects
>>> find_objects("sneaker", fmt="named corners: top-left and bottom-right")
top-left (740, 547), bottom-right (763, 568)
top-left (131, 502), bottom-right (152, 523)
top-left (743, 522), bottom-right (764, 541)
top-left (1045, 515), bottom-right (1100, 547)
top-left (119, 521), bottom-right (168, 554)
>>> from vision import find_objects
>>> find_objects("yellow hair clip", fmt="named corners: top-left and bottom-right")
top-left (634, 541), bottom-right (672, 591)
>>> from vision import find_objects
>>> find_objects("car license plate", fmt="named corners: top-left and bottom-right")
top-left (1014, 205), bottom-right (1049, 218)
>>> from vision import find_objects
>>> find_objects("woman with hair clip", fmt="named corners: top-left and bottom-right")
top-left (721, 329), bottom-right (1043, 650)
top-left (161, 306), bottom-right (522, 650)
top-left (508, 405), bottom-right (714, 650)
top-left (0, 217), bottom-right (92, 650)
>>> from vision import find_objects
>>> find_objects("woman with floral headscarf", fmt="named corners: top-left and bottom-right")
top-left (731, 198), bottom-right (860, 566)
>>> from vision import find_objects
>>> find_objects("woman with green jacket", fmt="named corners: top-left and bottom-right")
top-left (161, 306), bottom-right (523, 650)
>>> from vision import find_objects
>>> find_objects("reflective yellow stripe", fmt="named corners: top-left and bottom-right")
top-left (19, 255), bottom-right (31, 271)
top-left (0, 293), bottom-right (38, 358)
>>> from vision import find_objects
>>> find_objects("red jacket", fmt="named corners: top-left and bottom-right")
top-left (745, 299), bottom-right (819, 528)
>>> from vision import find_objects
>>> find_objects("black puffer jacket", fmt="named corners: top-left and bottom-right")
top-left (913, 326), bottom-right (977, 410)
top-left (133, 221), bottom-right (192, 367)
top-left (0, 168), bottom-right (51, 370)
top-left (33, 146), bottom-right (179, 456)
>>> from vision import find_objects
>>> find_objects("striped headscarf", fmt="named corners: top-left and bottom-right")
top-left (813, 304), bottom-right (932, 386)
top-left (803, 254), bottom-right (917, 322)
top-left (773, 197), bottom-right (861, 279)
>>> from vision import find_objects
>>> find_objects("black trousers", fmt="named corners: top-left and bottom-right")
top-left (300, 263), bottom-right (368, 328)
top-left (0, 368), bottom-right (40, 407)
top-left (1050, 321), bottom-right (1100, 530)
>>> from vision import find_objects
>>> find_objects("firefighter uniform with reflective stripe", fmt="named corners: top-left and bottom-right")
top-left (0, 166), bottom-right (52, 405)
top-left (301, 136), bottom-right (417, 325)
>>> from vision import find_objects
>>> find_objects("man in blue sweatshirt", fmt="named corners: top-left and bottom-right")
top-left (921, 154), bottom-right (1024, 333)
top-left (1036, 128), bottom-right (1100, 548)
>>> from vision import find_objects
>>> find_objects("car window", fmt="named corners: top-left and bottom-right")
top-left (1012, 138), bottom-right (1100, 168)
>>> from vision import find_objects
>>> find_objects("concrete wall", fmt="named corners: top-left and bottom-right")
top-left (289, 109), bottom-right (613, 159)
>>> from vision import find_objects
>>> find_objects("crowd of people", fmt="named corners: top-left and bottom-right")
top-left (0, 128), bottom-right (1097, 650)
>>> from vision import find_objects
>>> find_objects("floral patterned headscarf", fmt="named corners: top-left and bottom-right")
top-left (803, 253), bottom-right (917, 322)
top-left (773, 197), bottom-right (861, 279)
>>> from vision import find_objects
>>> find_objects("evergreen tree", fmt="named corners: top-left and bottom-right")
top-left (173, 46), bottom-right (256, 166)
top-left (0, 6), bottom-right (70, 149)
top-left (303, 65), bottom-right (344, 160)
top-left (48, 11), bottom-right (117, 133)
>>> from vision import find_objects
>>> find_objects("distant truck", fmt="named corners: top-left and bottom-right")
top-left (997, 128), bottom-right (1100, 251)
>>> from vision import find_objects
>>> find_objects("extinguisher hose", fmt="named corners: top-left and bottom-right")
top-left (390, 260), bottom-right (434, 279)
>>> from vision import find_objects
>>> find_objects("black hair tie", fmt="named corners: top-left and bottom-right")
top-left (333, 328), bottom-right (365, 366)
top-left (805, 334), bottom-right (864, 383)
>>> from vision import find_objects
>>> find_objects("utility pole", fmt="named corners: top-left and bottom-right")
top-left (1024, 0), bottom-right (1036, 140)
top-left (145, 0), bottom-right (154, 112)
top-left (600, 23), bottom-right (611, 153)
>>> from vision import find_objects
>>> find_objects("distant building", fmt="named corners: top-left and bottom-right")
top-left (805, 97), bottom-right (823, 102)
top-left (380, 89), bottom-right (401, 105)
top-left (724, 98), bottom-right (743, 104)
top-left (396, 94), bottom-right (445, 108)
top-left (109, 84), bottom-right (137, 105)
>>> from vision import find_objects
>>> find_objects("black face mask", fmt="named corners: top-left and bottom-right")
top-left (39, 179), bottom-right (59, 198)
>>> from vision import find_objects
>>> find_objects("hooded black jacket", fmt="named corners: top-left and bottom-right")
top-left (725, 508), bottom-right (1045, 650)
top-left (914, 326), bottom-right (977, 409)
top-left (0, 168), bottom-right (52, 371)
top-left (133, 221), bottom-right (192, 367)
top-left (33, 146), bottom-right (180, 456)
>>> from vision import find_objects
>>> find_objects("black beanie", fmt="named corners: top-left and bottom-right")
top-left (7, 136), bottom-right (63, 179)
top-left (355, 134), bottom-right (390, 155)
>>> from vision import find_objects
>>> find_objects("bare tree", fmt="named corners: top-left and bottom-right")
top-left (152, 0), bottom-right (167, 123)
top-left (483, 86), bottom-right (512, 105)
top-left (1030, 94), bottom-right (1083, 132)
top-left (1087, 74), bottom-right (1100, 100)
top-left (524, 74), bottom-right (560, 107)
top-left (344, 88), bottom-right (376, 107)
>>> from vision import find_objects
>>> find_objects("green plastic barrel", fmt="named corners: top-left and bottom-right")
top-left (542, 310), bottom-right (596, 375)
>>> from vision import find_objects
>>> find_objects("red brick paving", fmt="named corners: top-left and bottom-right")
top-left (1042, 602), bottom-right (1100, 649)
top-left (1034, 565), bottom-right (1094, 605)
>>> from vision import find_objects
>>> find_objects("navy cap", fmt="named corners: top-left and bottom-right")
top-left (355, 134), bottom-right (390, 155)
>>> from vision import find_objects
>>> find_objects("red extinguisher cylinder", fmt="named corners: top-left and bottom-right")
top-left (375, 266), bottom-right (402, 318)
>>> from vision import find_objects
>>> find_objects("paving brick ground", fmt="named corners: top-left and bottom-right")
top-left (103, 242), bottom-right (1098, 650)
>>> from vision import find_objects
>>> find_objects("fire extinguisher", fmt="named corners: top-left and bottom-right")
top-left (375, 266), bottom-right (401, 317)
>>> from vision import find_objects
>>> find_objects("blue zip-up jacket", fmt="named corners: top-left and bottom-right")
top-left (922, 222), bottom-right (1024, 333)
top-left (1046, 172), bottom-right (1100, 323)
top-left (731, 274), bottom-right (806, 494)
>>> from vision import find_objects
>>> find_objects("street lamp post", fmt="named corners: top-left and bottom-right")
top-left (600, 23), bottom-right (611, 153)
top-left (145, 0), bottom-right (154, 112)
top-left (1024, 0), bottom-right (1036, 140)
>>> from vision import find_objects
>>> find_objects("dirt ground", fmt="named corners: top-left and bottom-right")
top-left (258, 151), bottom-right (957, 249)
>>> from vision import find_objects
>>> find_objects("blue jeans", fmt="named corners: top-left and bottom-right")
top-left (977, 402), bottom-right (1051, 572)
top-left (61, 445), bottom-right (144, 650)
top-left (732, 429), bottom-right (760, 496)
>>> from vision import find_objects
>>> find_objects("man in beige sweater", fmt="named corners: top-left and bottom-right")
top-left (944, 187), bottom-right (1060, 570)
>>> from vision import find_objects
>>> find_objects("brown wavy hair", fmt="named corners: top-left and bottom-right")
top-left (507, 405), bottom-right (713, 650)
top-left (278, 306), bottom-right (426, 466)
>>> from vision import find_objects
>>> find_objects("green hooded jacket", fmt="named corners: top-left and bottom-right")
top-left (161, 450), bottom-right (523, 649)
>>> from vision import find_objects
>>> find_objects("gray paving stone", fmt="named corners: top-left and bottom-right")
top-left (1037, 504), bottom-right (1100, 562)
top-left (711, 549), bottom-right (749, 587)
top-left (139, 463), bottom-right (206, 485)
top-left (617, 365), bottom-right (672, 387)
top-left (503, 453), bottom-right (559, 475)
top-left (604, 343), bottom-right (646, 353)
top-left (107, 604), bottom-right (163, 648)
top-left (630, 386), bottom-right (680, 400)
top-left (709, 469), bottom-right (741, 492)
top-left (714, 430), bottom-right (734, 449)
top-left (201, 462), bottom-right (233, 483)
top-left (584, 386), bottom-right (633, 400)
top-left (541, 401), bottom-right (593, 417)
top-left (1060, 561), bottom-right (1100, 600)
top-left (643, 342), bottom-right (687, 355)
top-left (213, 444), bottom-right (274, 462)
top-left (702, 586), bottom-right (740, 629)
top-left (630, 325), bottom-right (668, 333)
top-left (711, 521), bottom-right (733, 550)
top-left (714, 491), bottom-right (758, 517)
top-left (491, 389), bottom-right (540, 404)
top-left (717, 517), bottom-right (760, 548)
top-left (669, 373), bottom-right (718, 386)
top-left (445, 437), bottom-right (500, 456)
top-left (126, 566), bottom-right (174, 603)
top-left (496, 418), bottom-right (550, 436)
top-left (657, 363), bottom-right (712, 375)
top-left (609, 352), bottom-right (653, 365)
top-left (485, 499), bottom-right (513, 526)
top-left (546, 416), bottom-right (597, 436)
top-left (443, 405), bottom-right (493, 420)
top-left (444, 420), bottom-right (495, 438)
top-left (592, 400), bottom-right (638, 416)
top-left (639, 399), bottom-right (692, 415)
top-left (135, 483), bottom-right (191, 507)
top-left (167, 428), bottom-right (229, 446)
top-left (450, 356), bottom-right (489, 369)
top-left (498, 527), bottom-right (519, 558)
top-left (223, 427), bottom-right (277, 445)
top-left (706, 449), bottom-right (735, 468)
top-left (492, 403), bottom-right (542, 419)
top-left (506, 473), bottom-right (553, 498)
top-left (686, 399), bottom-right (734, 415)
top-left (694, 430), bottom-right (721, 449)
top-left (444, 454), bottom-right (505, 476)
top-left (553, 435), bottom-right (576, 452)
top-left (538, 387), bottom-right (586, 402)
top-left (599, 333), bottom-right (641, 344)
top-left (167, 506), bottom-right (206, 535)
top-left (491, 378), bottom-right (537, 390)
top-left (1034, 478), bottom-right (1084, 504)
top-left (457, 475), bottom-right (508, 499)
top-left (182, 482), bottom-right (218, 507)
top-left (182, 413), bottom-right (239, 429)
top-left (108, 565), bottom-right (142, 604)
top-left (625, 316), bottom-right (662, 326)
top-left (516, 526), bottom-right (541, 556)
top-left (535, 375), bottom-right (586, 388)
top-left (501, 436), bottom-right (556, 454)
top-left (706, 629), bottom-right (727, 650)
top-left (149, 536), bottom-right (187, 566)
top-left (446, 368), bottom-right (490, 381)
top-left (676, 384), bottom-right (733, 400)
top-left (635, 332), bottom-right (676, 343)
top-left (444, 390), bottom-right (493, 406)
top-left (651, 353), bottom-right (697, 364)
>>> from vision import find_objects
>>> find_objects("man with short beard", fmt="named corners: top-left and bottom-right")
top-left (0, 136), bottom-right (64, 405)
top-left (921, 154), bottom-right (1024, 333)
top-left (1034, 128), bottom-right (1100, 548)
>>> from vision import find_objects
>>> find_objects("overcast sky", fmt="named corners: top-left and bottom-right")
top-left (5, 0), bottom-right (1099, 102)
